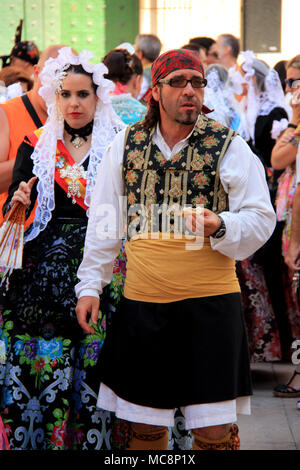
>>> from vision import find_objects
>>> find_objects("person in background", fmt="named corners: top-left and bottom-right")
top-left (271, 56), bottom-right (300, 398)
top-left (134, 33), bottom-right (162, 101)
top-left (216, 34), bottom-right (240, 70)
top-left (0, 65), bottom-right (33, 95)
top-left (277, 132), bottom-right (300, 400)
top-left (182, 43), bottom-right (208, 68)
top-left (204, 63), bottom-right (242, 132)
top-left (103, 48), bottom-right (146, 125)
top-left (189, 37), bottom-right (219, 66)
top-left (1, 41), bottom-right (40, 78)
top-left (235, 52), bottom-right (298, 363)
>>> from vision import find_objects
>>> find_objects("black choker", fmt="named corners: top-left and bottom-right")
top-left (64, 120), bottom-right (94, 149)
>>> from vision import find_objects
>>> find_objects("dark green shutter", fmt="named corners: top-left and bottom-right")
top-left (0, 0), bottom-right (139, 62)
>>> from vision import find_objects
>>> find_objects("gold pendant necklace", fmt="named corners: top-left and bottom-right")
top-left (71, 136), bottom-right (84, 149)
top-left (60, 164), bottom-right (88, 204)
top-left (65, 120), bottom-right (94, 149)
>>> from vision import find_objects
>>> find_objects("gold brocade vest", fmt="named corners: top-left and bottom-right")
top-left (122, 115), bottom-right (240, 303)
top-left (123, 115), bottom-right (236, 239)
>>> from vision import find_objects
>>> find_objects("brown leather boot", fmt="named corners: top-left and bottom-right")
top-left (126, 424), bottom-right (169, 450)
top-left (192, 424), bottom-right (240, 450)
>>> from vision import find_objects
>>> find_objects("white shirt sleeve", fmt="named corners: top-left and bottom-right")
top-left (75, 129), bottom-right (127, 299)
top-left (75, 132), bottom-right (276, 298)
top-left (210, 135), bottom-right (276, 260)
top-left (296, 144), bottom-right (300, 184)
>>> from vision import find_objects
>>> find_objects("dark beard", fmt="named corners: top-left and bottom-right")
top-left (175, 113), bottom-right (198, 126)
top-left (160, 94), bottom-right (199, 126)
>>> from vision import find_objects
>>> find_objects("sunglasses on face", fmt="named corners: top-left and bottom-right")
top-left (285, 78), bottom-right (300, 89)
top-left (159, 76), bottom-right (207, 88)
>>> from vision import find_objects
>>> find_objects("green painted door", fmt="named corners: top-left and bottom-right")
top-left (0, 0), bottom-right (139, 62)
top-left (104, 0), bottom-right (139, 55)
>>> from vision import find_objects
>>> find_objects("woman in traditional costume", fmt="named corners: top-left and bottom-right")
top-left (0, 47), bottom-right (126, 450)
top-left (232, 52), bottom-right (300, 362)
top-left (102, 47), bottom-right (146, 126)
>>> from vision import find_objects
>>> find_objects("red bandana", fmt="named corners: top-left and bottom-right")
top-left (150, 49), bottom-right (212, 114)
top-left (152, 49), bottom-right (205, 87)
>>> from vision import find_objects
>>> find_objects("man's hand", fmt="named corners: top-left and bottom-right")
top-left (75, 296), bottom-right (100, 334)
top-left (284, 241), bottom-right (300, 272)
top-left (184, 208), bottom-right (221, 237)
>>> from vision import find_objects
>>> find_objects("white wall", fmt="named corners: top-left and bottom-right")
top-left (140, 0), bottom-right (241, 51)
top-left (139, 0), bottom-right (299, 67)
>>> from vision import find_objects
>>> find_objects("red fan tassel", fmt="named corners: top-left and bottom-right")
top-left (0, 202), bottom-right (26, 269)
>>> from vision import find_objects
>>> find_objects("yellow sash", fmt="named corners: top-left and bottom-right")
top-left (124, 234), bottom-right (240, 303)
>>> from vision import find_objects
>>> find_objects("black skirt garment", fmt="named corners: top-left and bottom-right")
top-left (99, 292), bottom-right (253, 409)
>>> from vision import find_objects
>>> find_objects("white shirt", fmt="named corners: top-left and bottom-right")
top-left (296, 144), bottom-right (300, 184)
top-left (75, 121), bottom-right (276, 300)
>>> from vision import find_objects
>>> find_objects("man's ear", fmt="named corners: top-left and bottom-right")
top-left (226, 45), bottom-right (232, 56)
top-left (135, 49), bottom-right (143, 61)
top-left (152, 84), bottom-right (160, 102)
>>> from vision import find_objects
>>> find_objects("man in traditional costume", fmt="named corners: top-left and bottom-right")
top-left (75, 49), bottom-right (276, 450)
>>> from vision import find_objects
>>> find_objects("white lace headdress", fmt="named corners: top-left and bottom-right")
top-left (25, 46), bottom-right (125, 242)
top-left (204, 65), bottom-right (237, 128)
top-left (227, 50), bottom-right (291, 143)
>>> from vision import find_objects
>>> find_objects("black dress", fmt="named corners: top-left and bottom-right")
top-left (0, 136), bottom-right (126, 450)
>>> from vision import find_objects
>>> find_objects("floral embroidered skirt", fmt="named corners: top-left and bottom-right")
top-left (0, 219), bottom-right (127, 450)
top-left (0, 219), bottom-right (192, 450)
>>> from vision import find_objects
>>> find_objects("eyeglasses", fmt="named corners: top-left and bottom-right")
top-left (284, 78), bottom-right (300, 89)
top-left (159, 76), bottom-right (207, 89)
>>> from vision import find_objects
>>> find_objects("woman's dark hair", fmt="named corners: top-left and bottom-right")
top-left (182, 43), bottom-right (201, 53)
top-left (189, 37), bottom-right (215, 54)
top-left (64, 64), bottom-right (97, 93)
top-left (273, 60), bottom-right (287, 91)
top-left (102, 48), bottom-right (143, 85)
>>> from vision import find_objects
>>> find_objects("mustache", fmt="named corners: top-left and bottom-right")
top-left (179, 97), bottom-right (200, 105)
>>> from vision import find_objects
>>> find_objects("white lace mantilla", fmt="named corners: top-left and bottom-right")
top-left (25, 47), bottom-right (125, 242)
top-left (227, 50), bottom-right (291, 143)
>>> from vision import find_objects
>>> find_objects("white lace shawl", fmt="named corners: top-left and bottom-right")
top-left (25, 47), bottom-right (125, 242)
top-left (227, 51), bottom-right (291, 143)
top-left (204, 67), bottom-right (238, 128)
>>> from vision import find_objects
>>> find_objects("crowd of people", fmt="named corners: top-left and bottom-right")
top-left (0, 30), bottom-right (299, 451)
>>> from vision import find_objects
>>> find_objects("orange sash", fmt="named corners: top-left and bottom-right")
top-left (124, 234), bottom-right (240, 303)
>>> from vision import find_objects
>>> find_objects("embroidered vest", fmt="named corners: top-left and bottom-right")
top-left (123, 115), bottom-right (236, 239)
